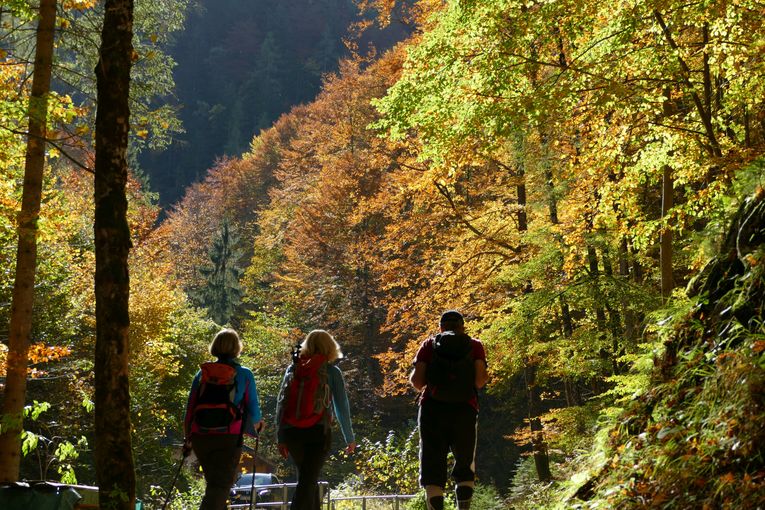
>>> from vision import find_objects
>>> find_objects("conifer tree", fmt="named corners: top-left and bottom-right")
top-left (193, 220), bottom-right (245, 326)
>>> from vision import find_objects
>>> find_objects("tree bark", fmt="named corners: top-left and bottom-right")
top-left (559, 298), bottom-right (581, 406)
top-left (587, 246), bottom-right (607, 328)
top-left (0, 0), bottom-right (57, 483)
top-left (524, 363), bottom-right (552, 482)
top-left (517, 171), bottom-right (528, 232)
top-left (602, 249), bottom-right (625, 374)
top-left (93, 1), bottom-right (136, 509)
top-left (660, 165), bottom-right (675, 301)
top-left (618, 238), bottom-right (638, 342)
top-left (514, 137), bottom-right (551, 479)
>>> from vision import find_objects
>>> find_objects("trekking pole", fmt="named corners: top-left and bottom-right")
top-left (161, 444), bottom-right (190, 510)
top-left (248, 431), bottom-right (260, 510)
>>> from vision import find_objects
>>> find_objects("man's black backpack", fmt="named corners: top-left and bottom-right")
top-left (425, 331), bottom-right (476, 403)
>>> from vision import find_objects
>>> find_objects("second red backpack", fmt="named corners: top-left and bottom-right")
top-left (281, 354), bottom-right (331, 428)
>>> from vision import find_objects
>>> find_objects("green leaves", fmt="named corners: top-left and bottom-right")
top-left (21, 431), bottom-right (39, 457)
top-left (24, 400), bottom-right (52, 421)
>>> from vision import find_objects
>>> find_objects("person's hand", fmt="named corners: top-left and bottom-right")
top-left (182, 438), bottom-right (192, 458)
top-left (345, 442), bottom-right (357, 455)
top-left (254, 420), bottom-right (265, 434)
top-left (278, 443), bottom-right (290, 459)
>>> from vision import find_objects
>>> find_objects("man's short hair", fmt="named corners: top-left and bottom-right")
top-left (440, 310), bottom-right (464, 328)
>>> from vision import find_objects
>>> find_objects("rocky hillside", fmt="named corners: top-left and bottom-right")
top-left (574, 190), bottom-right (765, 508)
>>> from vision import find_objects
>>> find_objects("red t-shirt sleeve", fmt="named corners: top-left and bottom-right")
top-left (414, 338), bottom-right (433, 365)
top-left (472, 339), bottom-right (487, 364)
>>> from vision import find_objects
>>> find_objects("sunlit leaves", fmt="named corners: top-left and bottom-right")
top-left (351, 429), bottom-right (420, 494)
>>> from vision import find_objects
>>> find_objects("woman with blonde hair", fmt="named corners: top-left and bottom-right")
top-left (276, 329), bottom-right (356, 509)
top-left (184, 328), bottom-right (264, 510)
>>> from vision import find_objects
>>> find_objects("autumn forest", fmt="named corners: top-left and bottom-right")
top-left (1, 0), bottom-right (764, 509)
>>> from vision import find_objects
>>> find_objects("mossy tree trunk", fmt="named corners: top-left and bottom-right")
top-left (93, 1), bottom-right (136, 508)
top-left (0, 0), bottom-right (57, 483)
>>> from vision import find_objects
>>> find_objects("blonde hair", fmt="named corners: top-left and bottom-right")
top-left (300, 330), bottom-right (343, 362)
top-left (209, 328), bottom-right (242, 358)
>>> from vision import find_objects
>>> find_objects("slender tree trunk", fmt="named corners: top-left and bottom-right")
top-left (0, 0), bottom-right (57, 483)
top-left (618, 238), bottom-right (638, 342)
top-left (94, 1), bottom-right (136, 508)
top-left (524, 363), bottom-right (552, 482)
top-left (560, 298), bottom-right (573, 338)
top-left (660, 165), bottom-right (674, 301)
top-left (587, 246), bottom-right (607, 328)
top-left (513, 135), bottom-right (552, 479)
top-left (559, 298), bottom-right (581, 406)
top-left (517, 174), bottom-right (528, 232)
top-left (602, 249), bottom-right (624, 374)
top-left (544, 168), bottom-right (558, 225)
top-left (631, 241), bottom-right (643, 283)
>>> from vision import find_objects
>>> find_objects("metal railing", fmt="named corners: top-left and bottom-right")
top-left (329, 494), bottom-right (416, 509)
top-left (228, 482), bottom-right (328, 509)
top-left (228, 483), bottom-right (415, 510)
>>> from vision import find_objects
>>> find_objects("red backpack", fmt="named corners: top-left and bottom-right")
top-left (281, 354), bottom-right (331, 428)
top-left (192, 362), bottom-right (242, 431)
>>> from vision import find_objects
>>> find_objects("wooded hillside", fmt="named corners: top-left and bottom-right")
top-left (1, 0), bottom-right (764, 508)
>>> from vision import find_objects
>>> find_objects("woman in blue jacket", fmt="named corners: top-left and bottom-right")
top-left (184, 328), bottom-right (264, 510)
top-left (276, 329), bottom-right (356, 510)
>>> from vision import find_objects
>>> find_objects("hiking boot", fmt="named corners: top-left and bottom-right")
top-left (455, 485), bottom-right (473, 509)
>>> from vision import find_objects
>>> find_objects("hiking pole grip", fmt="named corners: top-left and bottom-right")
top-left (291, 340), bottom-right (301, 364)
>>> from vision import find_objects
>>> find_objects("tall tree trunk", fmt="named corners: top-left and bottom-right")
top-left (517, 172), bottom-right (528, 232)
top-left (618, 238), bottom-right (638, 342)
top-left (0, 0), bottom-right (57, 483)
top-left (587, 246), bottom-right (607, 328)
top-left (514, 135), bottom-right (552, 479)
top-left (602, 248), bottom-right (625, 374)
top-left (559, 297), bottom-right (581, 406)
top-left (524, 363), bottom-right (552, 482)
top-left (660, 165), bottom-right (674, 301)
top-left (93, 1), bottom-right (136, 508)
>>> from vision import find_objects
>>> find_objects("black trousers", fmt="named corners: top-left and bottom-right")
top-left (283, 424), bottom-right (331, 510)
top-left (418, 399), bottom-right (478, 488)
top-left (192, 433), bottom-right (242, 510)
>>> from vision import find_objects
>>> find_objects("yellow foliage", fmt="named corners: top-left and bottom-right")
top-left (62, 0), bottom-right (97, 10)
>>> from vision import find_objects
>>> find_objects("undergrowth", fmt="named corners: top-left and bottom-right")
top-left (506, 188), bottom-right (765, 509)
top-left (574, 190), bottom-right (765, 509)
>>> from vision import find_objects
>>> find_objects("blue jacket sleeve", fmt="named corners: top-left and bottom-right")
top-left (184, 370), bottom-right (202, 437)
top-left (328, 365), bottom-right (355, 444)
top-left (239, 366), bottom-right (262, 435)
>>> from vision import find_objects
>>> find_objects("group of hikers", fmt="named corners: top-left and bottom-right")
top-left (183, 310), bottom-right (488, 510)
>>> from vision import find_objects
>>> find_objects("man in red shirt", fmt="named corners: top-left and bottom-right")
top-left (410, 310), bottom-right (489, 510)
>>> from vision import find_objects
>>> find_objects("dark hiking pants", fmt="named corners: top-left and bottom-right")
top-left (192, 433), bottom-right (242, 510)
top-left (283, 424), bottom-right (331, 510)
top-left (418, 399), bottom-right (478, 488)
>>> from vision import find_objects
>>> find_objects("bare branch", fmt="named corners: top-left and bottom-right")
top-left (433, 180), bottom-right (522, 254)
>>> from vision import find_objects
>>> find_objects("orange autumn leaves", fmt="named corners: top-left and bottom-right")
top-left (0, 344), bottom-right (71, 379)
